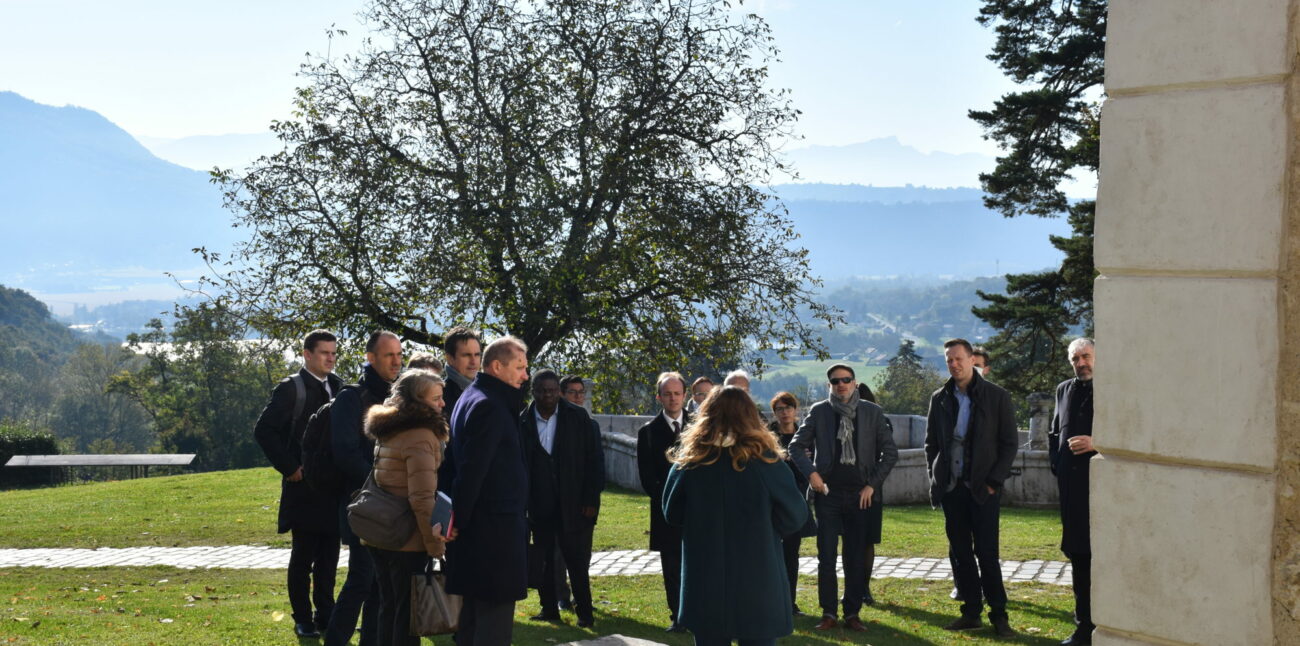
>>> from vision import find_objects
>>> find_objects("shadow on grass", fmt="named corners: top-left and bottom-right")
top-left (869, 597), bottom-right (1070, 645)
top-left (513, 607), bottom-right (698, 645)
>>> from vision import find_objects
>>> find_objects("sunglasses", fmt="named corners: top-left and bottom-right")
top-left (828, 377), bottom-right (854, 386)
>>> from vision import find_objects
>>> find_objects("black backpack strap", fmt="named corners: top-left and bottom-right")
top-left (289, 374), bottom-right (307, 425)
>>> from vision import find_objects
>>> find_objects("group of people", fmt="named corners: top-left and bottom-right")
top-left (255, 328), bottom-right (605, 646)
top-left (633, 337), bottom-right (1098, 646)
top-left (255, 327), bottom-right (1098, 646)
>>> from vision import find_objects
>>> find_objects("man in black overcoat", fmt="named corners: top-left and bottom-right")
top-left (925, 338), bottom-right (1019, 638)
top-left (446, 336), bottom-right (531, 646)
top-left (522, 370), bottom-right (604, 627)
top-left (253, 329), bottom-right (343, 639)
top-left (322, 331), bottom-right (401, 646)
top-left (636, 371), bottom-right (690, 633)
top-left (1049, 338), bottom-right (1096, 646)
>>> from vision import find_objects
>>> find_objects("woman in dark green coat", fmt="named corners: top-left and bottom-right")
top-left (663, 386), bottom-right (808, 646)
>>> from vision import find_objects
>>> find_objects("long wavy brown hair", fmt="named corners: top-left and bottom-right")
top-left (669, 386), bottom-right (783, 470)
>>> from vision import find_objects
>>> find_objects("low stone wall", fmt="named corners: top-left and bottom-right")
top-left (593, 414), bottom-right (1058, 507)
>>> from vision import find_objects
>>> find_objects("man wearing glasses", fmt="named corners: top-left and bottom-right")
top-left (687, 376), bottom-right (714, 412)
top-left (790, 364), bottom-right (899, 633)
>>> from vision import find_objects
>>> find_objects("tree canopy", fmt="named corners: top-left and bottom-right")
top-left (202, 0), bottom-right (833, 408)
top-left (968, 0), bottom-right (1104, 397)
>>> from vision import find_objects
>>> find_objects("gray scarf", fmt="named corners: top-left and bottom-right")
top-left (445, 364), bottom-right (471, 391)
top-left (829, 387), bottom-right (860, 465)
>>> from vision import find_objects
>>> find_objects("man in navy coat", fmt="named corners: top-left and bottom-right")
top-left (447, 336), bottom-right (530, 646)
top-left (1049, 338), bottom-right (1096, 646)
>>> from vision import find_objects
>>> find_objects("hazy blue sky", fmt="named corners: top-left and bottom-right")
top-left (0, 0), bottom-right (1016, 154)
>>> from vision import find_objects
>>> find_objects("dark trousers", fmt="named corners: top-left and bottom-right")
top-left (781, 534), bottom-right (801, 610)
top-left (288, 528), bottom-right (340, 629)
top-left (659, 541), bottom-right (683, 622)
top-left (456, 597), bottom-right (514, 646)
top-left (553, 545), bottom-right (571, 603)
top-left (814, 489), bottom-right (868, 619)
top-left (941, 484), bottom-right (1008, 620)
top-left (324, 538), bottom-right (379, 646)
top-left (368, 547), bottom-right (426, 646)
top-left (534, 520), bottom-right (594, 620)
top-left (1066, 551), bottom-right (1093, 635)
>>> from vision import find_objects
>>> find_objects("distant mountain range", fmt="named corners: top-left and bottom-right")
top-left (0, 91), bottom-right (1069, 313)
top-left (0, 92), bottom-right (238, 309)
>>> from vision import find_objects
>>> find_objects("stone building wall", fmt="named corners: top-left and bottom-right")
top-left (1096, 1), bottom-right (1299, 643)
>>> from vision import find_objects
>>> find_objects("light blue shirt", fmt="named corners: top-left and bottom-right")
top-left (949, 385), bottom-right (972, 491)
top-left (535, 408), bottom-right (558, 455)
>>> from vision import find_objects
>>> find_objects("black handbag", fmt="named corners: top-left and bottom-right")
top-left (411, 558), bottom-right (461, 635)
top-left (347, 470), bottom-right (416, 550)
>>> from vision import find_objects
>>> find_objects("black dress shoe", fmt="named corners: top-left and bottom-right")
top-left (665, 622), bottom-right (688, 633)
top-left (792, 604), bottom-right (807, 617)
top-left (1061, 631), bottom-right (1092, 645)
top-left (577, 616), bottom-right (594, 628)
top-left (861, 589), bottom-right (875, 606)
top-left (943, 615), bottom-right (982, 631)
top-left (992, 616), bottom-right (1016, 638)
top-left (294, 622), bottom-right (321, 638)
top-left (558, 599), bottom-right (574, 611)
top-left (530, 611), bottom-right (562, 622)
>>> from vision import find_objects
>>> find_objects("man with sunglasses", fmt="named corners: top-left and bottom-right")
top-left (789, 364), bottom-right (899, 633)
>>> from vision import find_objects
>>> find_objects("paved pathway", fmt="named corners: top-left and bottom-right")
top-left (0, 547), bottom-right (1071, 585)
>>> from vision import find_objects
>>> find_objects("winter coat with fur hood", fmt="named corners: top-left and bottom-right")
top-left (363, 403), bottom-right (447, 556)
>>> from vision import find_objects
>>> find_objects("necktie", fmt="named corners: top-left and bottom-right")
top-left (673, 421), bottom-right (681, 435)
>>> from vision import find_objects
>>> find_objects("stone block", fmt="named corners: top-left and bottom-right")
top-left (1106, 0), bottom-right (1289, 91)
top-left (1094, 275), bottom-right (1276, 469)
top-left (1091, 456), bottom-right (1274, 645)
top-left (1097, 85), bottom-right (1285, 273)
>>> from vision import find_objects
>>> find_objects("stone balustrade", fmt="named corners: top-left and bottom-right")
top-left (592, 402), bottom-right (1059, 507)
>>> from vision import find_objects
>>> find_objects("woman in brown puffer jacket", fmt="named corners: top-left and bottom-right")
top-left (363, 368), bottom-right (453, 646)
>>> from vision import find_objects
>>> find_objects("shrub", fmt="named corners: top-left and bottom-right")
top-left (0, 421), bottom-right (63, 488)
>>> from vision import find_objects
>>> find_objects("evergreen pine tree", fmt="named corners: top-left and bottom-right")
top-left (968, 0), bottom-right (1105, 397)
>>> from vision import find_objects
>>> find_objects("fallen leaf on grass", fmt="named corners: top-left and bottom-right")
top-left (271, 610), bottom-right (286, 622)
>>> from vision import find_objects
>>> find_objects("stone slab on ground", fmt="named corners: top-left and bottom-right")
top-left (559, 635), bottom-right (668, 646)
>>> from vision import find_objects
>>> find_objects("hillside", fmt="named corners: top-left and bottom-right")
top-left (0, 92), bottom-right (237, 297)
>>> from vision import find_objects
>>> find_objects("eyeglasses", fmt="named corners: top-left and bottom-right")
top-left (773, 405), bottom-right (793, 413)
top-left (564, 389), bottom-right (586, 396)
top-left (828, 377), bottom-right (854, 386)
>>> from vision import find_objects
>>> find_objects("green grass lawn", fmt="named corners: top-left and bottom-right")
top-left (0, 567), bottom-right (1075, 645)
top-left (0, 470), bottom-right (1064, 561)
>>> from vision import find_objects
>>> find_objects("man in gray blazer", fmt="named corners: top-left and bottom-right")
top-left (790, 364), bottom-right (899, 632)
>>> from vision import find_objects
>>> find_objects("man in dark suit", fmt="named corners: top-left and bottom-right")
top-left (253, 329), bottom-right (343, 639)
top-left (522, 370), bottom-right (604, 627)
top-left (323, 331), bottom-right (402, 646)
top-left (636, 371), bottom-right (689, 633)
top-left (446, 336), bottom-right (530, 646)
top-left (925, 338), bottom-right (1019, 638)
top-left (790, 363), bottom-right (899, 632)
top-left (1049, 338), bottom-right (1096, 646)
